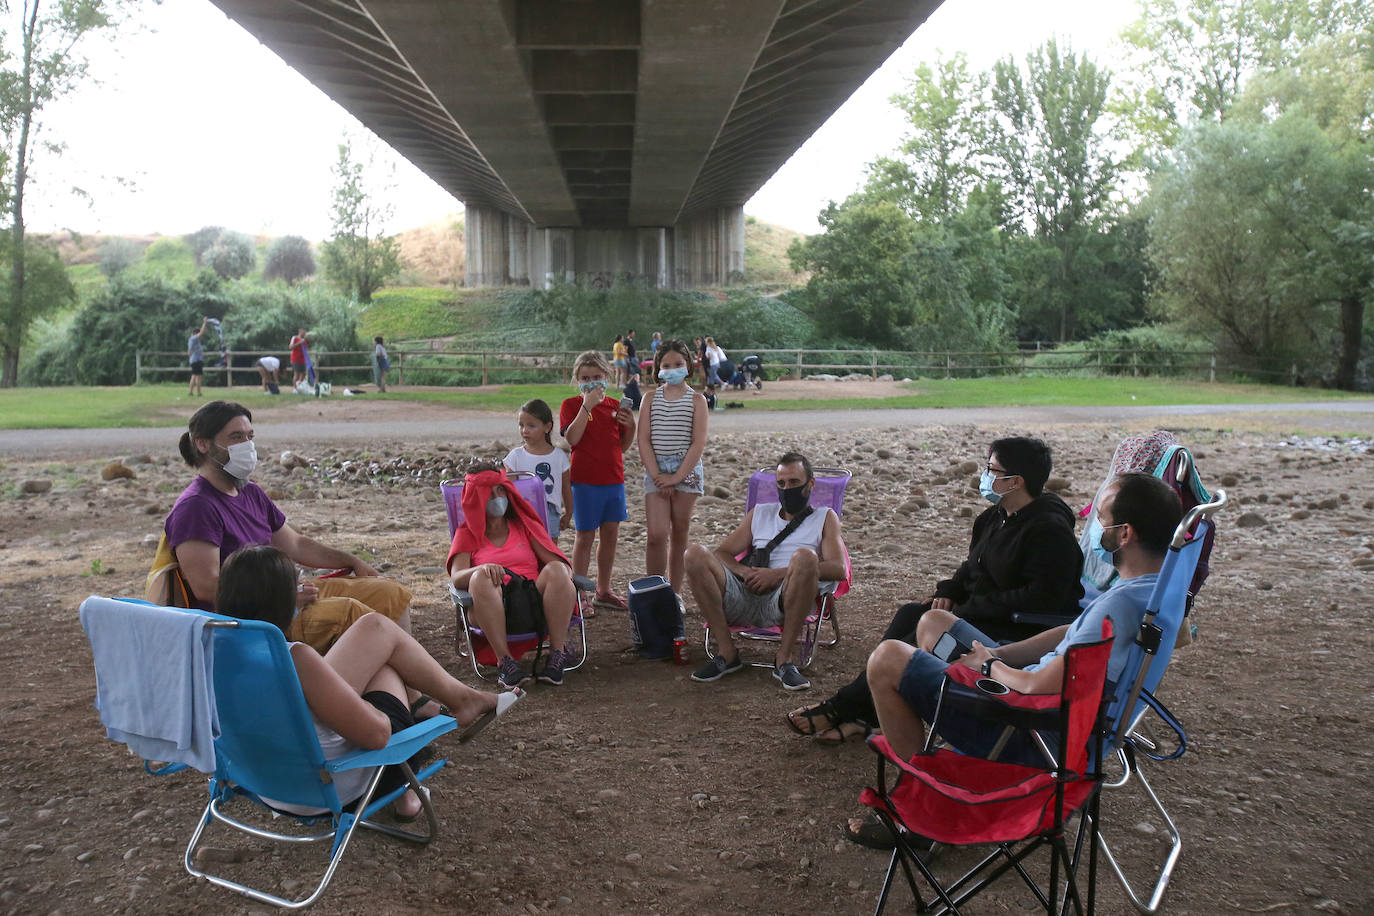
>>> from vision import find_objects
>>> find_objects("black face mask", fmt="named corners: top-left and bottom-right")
top-left (778, 483), bottom-right (810, 515)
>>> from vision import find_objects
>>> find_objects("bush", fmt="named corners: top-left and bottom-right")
top-left (1025, 326), bottom-right (1208, 377)
top-left (263, 236), bottom-right (317, 285)
top-left (183, 226), bottom-right (224, 263)
top-left (98, 238), bottom-right (140, 278)
top-left (202, 231), bottom-right (257, 280)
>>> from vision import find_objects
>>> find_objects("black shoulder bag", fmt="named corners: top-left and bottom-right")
top-left (743, 507), bottom-right (814, 568)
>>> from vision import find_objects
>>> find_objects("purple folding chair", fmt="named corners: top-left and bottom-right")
top-left (440, 474), bottom-right (590, 680)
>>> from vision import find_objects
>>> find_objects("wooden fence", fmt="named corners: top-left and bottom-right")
top-left (134, 346), bottom-right (1303, 387)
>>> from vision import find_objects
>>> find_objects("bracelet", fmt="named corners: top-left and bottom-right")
top-left (981, 656), bottom-right (997, 677)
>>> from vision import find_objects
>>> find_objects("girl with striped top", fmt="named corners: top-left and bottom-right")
top-left (637, 339), bottom-right (710, 593)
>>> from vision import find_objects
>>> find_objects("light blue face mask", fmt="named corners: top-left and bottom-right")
top-left (1089, 521), bottom-right (1126, 566)
top-left (486, 495), bottom-right (509, 517)
top-left (658, 366), bottom-right (689, 385)
top-left (579, 380), bottom-right (608, 393)
top-left (979, 469), bottom-right (1014, 504)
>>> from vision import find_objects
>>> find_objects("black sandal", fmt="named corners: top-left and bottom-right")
top-left (814, 719), bottom-right (874, 746)
top-left (786, 698), bottom-right (841, 736)
top-left (409, 695), bottom-right (450, 721)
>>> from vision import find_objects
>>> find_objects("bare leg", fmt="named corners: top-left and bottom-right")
top-left (644, 491), bottom-right (671, 580)
top-left (775, 548), bottom-right (819, 666)
top-left (572, 529), bottom-right (595, 579)
top-left (915, 608), bottom-right (958, 653)
top-left (465, 572), bottom-right (514, 661)
top-left (685, 543), bottom-right (735, 662)
top-left (536, 562), bottom-right (576, 652)
top-left (323, 613), bottom-right (500, 727)
top-left (354, 663), bottom-right (422, 817)
top-left (666, 490), bottom-right (699, 595)
top-left (595, 521), bottom-right (620, 595)
top-left (868, 639), bottom-right (927, 761)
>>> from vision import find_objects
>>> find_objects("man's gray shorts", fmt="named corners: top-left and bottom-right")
top-left (722, 571), bottom-right (784, 628)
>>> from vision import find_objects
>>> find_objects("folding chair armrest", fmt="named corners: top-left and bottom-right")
top-left (571, 574), bottom-right (594, 592)
top-left (448, 583), bottom-right (473, 609)
top-left (328, 716), bottom-right (457, 772)
top-left (1011, 611), bottom-right (1078, 628)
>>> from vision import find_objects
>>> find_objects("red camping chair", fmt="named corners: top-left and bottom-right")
top-left (703, 466), bottom-right (852, 669)
top-left (860, 621), bottom-right (1115, 916)
top-left (441, 475), bottom-right (591, 680)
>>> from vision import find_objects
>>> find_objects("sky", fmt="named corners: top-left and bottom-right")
top-left (26, 1), bottom-right (1139, 241)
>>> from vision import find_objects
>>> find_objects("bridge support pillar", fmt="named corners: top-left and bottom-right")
top-left (669, 206), bottom-right (745, 288)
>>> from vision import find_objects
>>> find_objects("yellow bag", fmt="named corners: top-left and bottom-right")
top-left (145, 533), bottom-right (192, 607)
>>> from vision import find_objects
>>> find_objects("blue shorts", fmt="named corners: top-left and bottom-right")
top-left (897, 619), bottom-right (1049, 767)
top-left (571, 482), bottom-right (628, 532)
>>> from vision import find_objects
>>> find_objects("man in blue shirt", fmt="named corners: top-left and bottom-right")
top-left (187, 316), bottom-right (208, 397)
top-left (868, 471), bottom-right (1183, 765)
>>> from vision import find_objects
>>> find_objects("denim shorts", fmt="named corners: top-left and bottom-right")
top-left (643, 452), bottom-right (704, 495)
top-left (571, 482), bottom-right (628, 531)
top-left (897, 619), bottom-right (1049, 767)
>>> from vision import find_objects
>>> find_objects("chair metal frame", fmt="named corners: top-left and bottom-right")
top-left (440, 475), bottom-right (591, 680)
top-left (702, 466), bottom-right (851, 669)
top-left (82, 597), bottom-right (456, 910)
top-left (862, 491), bottom-right (1227, 916)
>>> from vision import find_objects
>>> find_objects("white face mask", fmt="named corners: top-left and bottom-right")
top-left (220, 440), bottom-right (258, 480)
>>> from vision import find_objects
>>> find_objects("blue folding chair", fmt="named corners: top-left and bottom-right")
top-left (80, 596), bottom-right (457, 910)
top-left (1087, 490), bottom-right (1228, 914)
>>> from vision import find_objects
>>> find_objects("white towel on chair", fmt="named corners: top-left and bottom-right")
top-left (80, 597), bottom-right (219, 773)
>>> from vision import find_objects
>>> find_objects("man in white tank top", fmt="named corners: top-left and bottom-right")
top-left (685, 452), bottom-right (846, 691)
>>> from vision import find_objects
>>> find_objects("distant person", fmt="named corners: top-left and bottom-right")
top-left (694, 335), bottom-right (707, 385)
top-left (256, 355), bottom-right (281, 394)
top-left (187, 317), bottom-right (209, 397)
top-left (372, 336), bottom-right (390, 392)
top-left (289, 328), bottom-right (309, 387)
top-left (704, 337), bottom-right (726, 388)
top-left (650, 331), bottom-right (663, 358)
top-left (638, 339), bottom-right (709, 594)
top-left (559, 350), bottom-right (636, 612)
top-left (624, 329), bottom-right (639, 379)
top-left (611, 334), bottom-right (627, 386)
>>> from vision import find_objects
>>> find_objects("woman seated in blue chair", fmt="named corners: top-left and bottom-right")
top-left (446, 459), bottom-right (579, 690)
top-left (218, 545), bottom-right (519, 819)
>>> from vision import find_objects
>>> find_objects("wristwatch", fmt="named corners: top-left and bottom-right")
top-left (981, 655), bottom-right (998, 677)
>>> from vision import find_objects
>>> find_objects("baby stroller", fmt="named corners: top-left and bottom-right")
top-left (740, 354), bottom-right (764, 391)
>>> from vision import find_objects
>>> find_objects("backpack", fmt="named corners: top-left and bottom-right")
top-left (628, 575), bottom-right (684, 660)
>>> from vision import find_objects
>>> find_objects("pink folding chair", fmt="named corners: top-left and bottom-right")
top-left (440, 474), bottom-right (590, 680)
top-left (703, 466), bottom-right (852, 669)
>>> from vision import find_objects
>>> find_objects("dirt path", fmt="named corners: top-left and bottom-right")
top-left (2, 408), bottom-right (1372, 914)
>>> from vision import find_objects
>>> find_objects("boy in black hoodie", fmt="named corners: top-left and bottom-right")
top-left (787, 436), bottom-right (1083, 743)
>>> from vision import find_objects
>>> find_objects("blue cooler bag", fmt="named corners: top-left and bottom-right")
top-left (628, 575), bottom-right (684, 659)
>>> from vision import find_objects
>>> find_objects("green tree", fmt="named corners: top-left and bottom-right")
top-left (98, 237), bottom-right (138, 278)
top-left (1146, 117), bottom-right (1374, 385)
top-left (788, 198), bottom-right (922, 343)
top-left (865, 54), bottom-right (988, 222)
top-left (263, 234), bottom-right (316, 285)
top-left (0, 240), bottom-right (72, 373)
top-left (183, 225), bottom-right (225, 263)
top-left (320, 140), bottom-right (400, 302)
top-left (0, 0), bottom-right (129, 386)
top-left (201, 230), bottom-right (256, 280)
top-left (986, 39), bottom-right (1120, 340)
top-left (1114, 0), bottom-right (1373, 158)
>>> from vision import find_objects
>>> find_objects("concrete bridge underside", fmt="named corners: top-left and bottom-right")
top-left (208, 0), bottom-right (944, 287)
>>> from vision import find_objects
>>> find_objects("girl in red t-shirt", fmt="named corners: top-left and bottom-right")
top-left (559, 350), bottom-right (636, 610)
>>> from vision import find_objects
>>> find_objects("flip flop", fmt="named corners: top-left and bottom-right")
top-left (409, 694), bottom-right (450, 721)
top-left (814, 720), bottom-right (873, 747)
top-left (844, 814), bottom-right (897, 850)
top-left (786, 700), bottom-right (839, 736)
top-left (457, 689), bottom-right (522, 744)
top-left (393, 786), bottom-right (430, 824)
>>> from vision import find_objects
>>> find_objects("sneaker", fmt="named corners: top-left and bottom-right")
top-left (538, 648), bottom-right (571, 686)
top-left (691, 653), bottom-right (744, 682)
top-left (497, 656), bottom-right (531, 689)
top-left (593, 591), bottom-right (628, 611)
top-left (773, 661), bottom-right (811, 691)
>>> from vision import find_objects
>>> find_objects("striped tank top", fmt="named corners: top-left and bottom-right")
top-left (649, 386), bottom-right (697, 456)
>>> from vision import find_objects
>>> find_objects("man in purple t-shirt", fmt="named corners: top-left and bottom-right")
top-left (165, 401), bottom-right (421, 668)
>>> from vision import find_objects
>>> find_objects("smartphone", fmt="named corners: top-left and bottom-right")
top-left (932, 630), bottom-right (971, 663)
